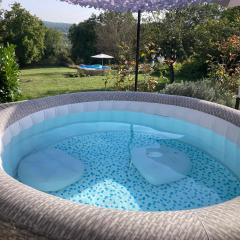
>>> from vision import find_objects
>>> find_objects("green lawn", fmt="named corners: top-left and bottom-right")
top-left (19, 67), bottom-right (162, 100)
top-left (19, 67), bottom-right (110, 100)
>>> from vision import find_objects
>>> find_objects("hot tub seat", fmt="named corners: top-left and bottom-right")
top-left (18, 148), bottom-right (84, 192)
top-left (131, 145), bottom-right (191, 185)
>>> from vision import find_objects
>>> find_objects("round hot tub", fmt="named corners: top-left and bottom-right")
top-left (0, 92), bottom-right (240, 240)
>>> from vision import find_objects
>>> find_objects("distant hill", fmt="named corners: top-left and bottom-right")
top-left (43, 21), bottom-right (72, 34)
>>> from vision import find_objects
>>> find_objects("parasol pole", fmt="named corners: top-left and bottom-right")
top-left (134, 10), bottom-right (141, 92)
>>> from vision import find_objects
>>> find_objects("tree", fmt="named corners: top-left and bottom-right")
top-left (147, 10), bottom-right (191, 83)
top-left (43, 28), bottom-right (71, 65)
top-left (68, 15), bottom-right (98, 64)
top-left (0, 3), bottom-right (46, 66)
top-left (95, 12), bottom-right (136, 62)
top-left (0, 44), bottom-right (20, 103)
top-left (222, 6), bottom-right (240, 29)
top-left (194, 16), bottom-right (239, 72)
top-left (207, 35), bottom-right (240, 93)
top-left (143, 4), bottom-right (224, 82)
top-left (44, 28), bottom-right (64, 59)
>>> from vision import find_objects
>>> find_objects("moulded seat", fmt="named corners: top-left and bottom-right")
top-left (131, 145), bottom-right (191, 185)
top-left (18, 148), bottom-right (84, 192)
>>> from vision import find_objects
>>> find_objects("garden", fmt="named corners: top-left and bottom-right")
top-left (0, 3), bottom-right (240, 107)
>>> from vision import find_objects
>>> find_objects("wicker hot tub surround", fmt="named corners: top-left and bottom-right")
top-left (0, 91), bottom-right (240, 240)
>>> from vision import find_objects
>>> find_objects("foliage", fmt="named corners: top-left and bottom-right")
top-left (142, 4), bottom-right (224, 83)
top-left (207, 35), bottom-right (240, 93)
top-left (42, 28), bottom-right (72, 66)
top-left (102, 70), bottom-right (115, 89)
top-left (139, 43), bottom-right (166, 91)
top-left (193, 7), bottom-right (240, 73)
top-left (95, 11), bottom-right (136, 62)
top-left (163, 80), bottom-right (214, 99)
top-left (0, 3), bottom-right (46, 66)
top-left (113, 42), bottom-right (164, 92)
top-left (138, 64), bottom-right (159, 92)
top-left (222, 6), bottom-right (240, 30)
top-left (219, 35), bottom-right (240, 75)
top-left (0, 3), bottom-right (240, 108)
top-left (141, 4), bottom-right (240, 88)
top-left (0, 45), bottom-right (20, 102)
top-left (44, 29), bottom-right (64, 59)
top-left (194, 19), bottom-right (234, 68)
top-left (114, 43), bottom-right (135, 91)
top-left (68, 15), bottom-right (98, 64)
top-left (162, 80), bottom-right (235, 107)
top-left (178, 58), bottom-right (208, 81)
top-left (108, 41), bottom-right (162, 92)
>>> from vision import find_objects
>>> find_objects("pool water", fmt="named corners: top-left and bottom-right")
top-left (3, 111), bottom-right (240, 211)
top-left (80, 64), bottom-right (110, 70)
top-left (49, 128), bottom-right (240, 211)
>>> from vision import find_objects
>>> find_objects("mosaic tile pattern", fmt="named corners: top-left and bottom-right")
top-left (51, 129), bottom-right (240, 211)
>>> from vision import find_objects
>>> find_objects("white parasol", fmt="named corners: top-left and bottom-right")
top-left (91, 53), bottom-right (114, 66)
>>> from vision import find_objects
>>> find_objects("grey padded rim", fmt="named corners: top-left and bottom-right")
top-left (0, 91), bottom-right (240, 240)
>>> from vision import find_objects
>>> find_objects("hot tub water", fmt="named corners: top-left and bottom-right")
top-left (3, 111), bottom-right (240, 211)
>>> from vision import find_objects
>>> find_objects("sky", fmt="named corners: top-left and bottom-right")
top-left (1, 0), bottom-right (101, 23)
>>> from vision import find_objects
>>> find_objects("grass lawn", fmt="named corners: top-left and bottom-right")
top-left (19, 67), bottom-right (163, 100)
top-left (19, 67), bottom-right (110, 100)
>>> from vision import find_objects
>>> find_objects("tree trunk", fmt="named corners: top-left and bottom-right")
top-left (235, 97), bottom-right (240, 110)
top-left (169, 63), bottom-right (175, 84)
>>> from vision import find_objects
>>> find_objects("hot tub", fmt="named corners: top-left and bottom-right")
top-left (0, 92), bottom-right (239, 240)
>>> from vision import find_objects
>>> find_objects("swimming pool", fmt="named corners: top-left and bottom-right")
top-left (80, 64), bottom-right (111, 70)
top-left (0, 92), bottom-right (240, 239)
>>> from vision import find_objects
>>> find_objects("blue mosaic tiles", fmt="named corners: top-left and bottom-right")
top-left (50, 128), bottom-right (240, 212)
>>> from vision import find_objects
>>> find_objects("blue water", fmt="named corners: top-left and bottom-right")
top-left (80, 64), bottom-right (110, 70)
top-left (3, 111), bottom-right (240, 211)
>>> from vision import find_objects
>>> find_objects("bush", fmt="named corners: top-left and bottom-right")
top-left (162, 80), bottom-right (235, 107)
top-left (178, 59), bottom-right (207, 81)
top-left (162, 80), bottom-right (215, 100)
top-left (151, 63), bottom-right (169, 78)
top-left (39, 52), bottom-right (73, 67)
top-left (0, 45), bottom-right (20, 103)
top-left (1, 3), bottom-right (46, 66)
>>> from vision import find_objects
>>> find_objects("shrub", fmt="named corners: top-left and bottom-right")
top-left (114, 43), bottom-right (135, 91)
top-left (208, 63), bottom-right (239, 93)
top-left (162, 80), bottom-right (215, 100)
top-left (162, 80), bottom-right (235, 107)
top-left (207, 35), bottom-right (240, 93)
top-left (178, 59), bottom-right (207, 81)
top-left (151, 63), bottom-right (169, 78)
top-left (0, 45), bottom-right (20, 103)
